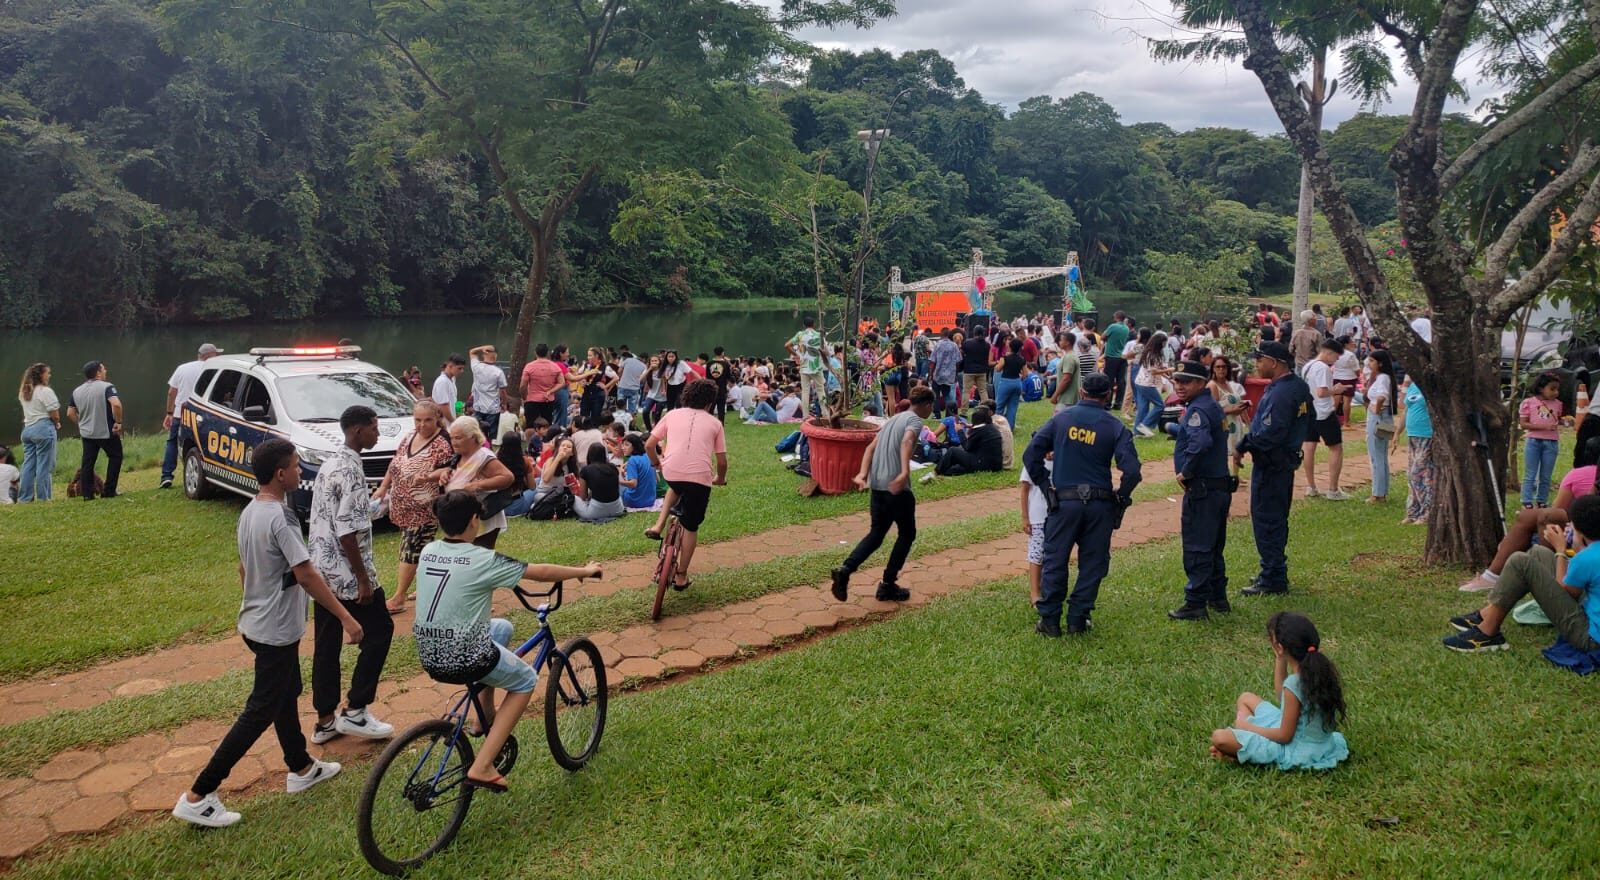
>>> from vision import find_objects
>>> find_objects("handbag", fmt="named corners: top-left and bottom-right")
top-left (1375, 412), bottom-right (1397, 441)
top-left (480, 484), bottom-right (521, 518)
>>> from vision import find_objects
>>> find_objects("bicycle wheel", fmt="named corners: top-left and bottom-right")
top-left (545, 637), bottom-right (608, 771)
top-left (357, 719), bottom-right (476, 877)
top-left (651, 523), bottom-right (677, 621)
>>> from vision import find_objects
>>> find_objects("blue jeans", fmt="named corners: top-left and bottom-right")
top-left (1366, 417), bottom-right (1391, 498)
top-left (553, 386), bottom-right (570, 429)
top-left (1133, 384), bottom-right (1164, 429)
top-left (618, 387), bottom-right (640, 414)
top-left (1522, 437), bottom-right (1559, 505)
top-left (19, 420), bottom-right (56, 502)
top-left (162, 419), bottom-right (181, 482)
top-left (502, 488), bottom-right (539, 519)
top-left (994, 376), bottom-right (1023, 428)
top-left (748, 401), bottom-right (779, 423)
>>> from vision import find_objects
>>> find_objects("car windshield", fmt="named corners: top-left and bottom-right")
top-left (276, 372), bottom-right (416, 422)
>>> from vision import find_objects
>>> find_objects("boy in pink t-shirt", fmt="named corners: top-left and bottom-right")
top-left (1519, 373), bottom-right (1564, 507)
top-left (644, 379), bottom-right (728, 590)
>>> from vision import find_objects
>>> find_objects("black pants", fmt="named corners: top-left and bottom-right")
top-left (1104, 356), bottom-right (1127, 408)
top-left (523, 400), bottom-right (555, 426)
top-left (192, 637), bottom-right (310, 796)
top-left (665, 382), bottom-right (684, 410)
top-left (933, 382), bottom-right (955, 418)
top-left (1038, 498), bottom-right (1115, 627)
top-left (712, 385), bottom-right (729, 422)
top-left (1181, 486), bottom-right (1232, 605)
top-left (312, 589), bottom-right (394, 718)
top-left (79, 434), bottom-right (122, 499)
top-left (1250, 464), bottom-right (1295, 590)
top-left (842, 489), bottom-right (917, 584)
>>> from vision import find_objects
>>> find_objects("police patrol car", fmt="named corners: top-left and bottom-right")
top-left (179, 346), bottom-right (417, 519)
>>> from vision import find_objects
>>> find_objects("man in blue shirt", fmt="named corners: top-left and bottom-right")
top-left (1442, 494), bottom-right (1600, 653)
top-left (1234, 342), bottom-right (1313, 596)
top-left (1166, 361), bottom-right (1234, 620)
top-left (1023, 373), bottom-right (1142, 636)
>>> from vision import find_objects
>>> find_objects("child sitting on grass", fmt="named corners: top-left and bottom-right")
top-left (412, 490), bottom-right (601, 792)
top-left (1442, 493), bottom-right (1600, 655)
top-left (1210, 611), bottom-right (1349, 770)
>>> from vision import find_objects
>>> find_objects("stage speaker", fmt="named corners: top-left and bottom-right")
top-left (964, 312), bottom-right (992, 338)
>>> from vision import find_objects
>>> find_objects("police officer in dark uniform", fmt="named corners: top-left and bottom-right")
top-left (1166, 360), bottom-right (1234, 620)
top-left (1234, 341), bottom-right (1313, 596)
top-left (1023, 373), bottom-right (1141, 637)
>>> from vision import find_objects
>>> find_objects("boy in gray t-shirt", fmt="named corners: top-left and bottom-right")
top-left (831, 386), bottom-right (937, 603)
top-left (173, 439), bottom-right (365, 829)
top-left (66, 361), bottom-right (123, 499)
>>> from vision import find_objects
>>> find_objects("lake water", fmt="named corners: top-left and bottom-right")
top-left (1, 289), bottom-right (1164, 442)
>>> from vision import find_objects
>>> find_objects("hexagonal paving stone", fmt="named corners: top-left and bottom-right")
top-left (692, 638), bottom-right (739, 662)
top-left (754, 592), bottom-right (788, 607)
top-left (35, 749), bottom-right (104, 782)
top-left (721, 613), bottom-right (764, 631)
top-left (688, 621), bottom-right (735, 640)
top-left (785, 593), bottom-right (827, 612)
top-left (832, 604), bottom-right (869, 621)
top-left (170, 721), bottom-right (231, 747)
top-left (653, 629), bottom-right (700, 650)
top-left (217, 756), bottom-right (263, 792)
top-left (727, 629), bottom-right (770, 649)
top-left (153, 746), bottom-right (213, 776)
top-left (50, 795), bottom-right (127, 834)
top-left (76, 762), bottom-right (152, 796)
top-left (655, 650), bottom-right (705, 671)
top-left (103, 733), bottom-right (172, 764)
top-left (796, 610), bottom-right (840, 630)
top-left (112, 678), bottom-right (171, 698)
top-left (127, 774), bottom-right (189, 813)
top-left (612, 637), bottom-right (659, 660)
top-left (4, 781), bottom-right (76, 818)
top-left (0, 817), bottom-right (50, 858)
top-left (613, 657), bottom-right (665, 680)
top-left (763, 619), bottom-right (806, 639)
top-left (754, 604), bottom-right (796, 622)
top-left (686, 608), bottom-right (728, 624)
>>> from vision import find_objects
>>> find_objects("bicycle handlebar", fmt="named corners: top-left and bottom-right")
top-left (512, 570), bottom-right (602, 615)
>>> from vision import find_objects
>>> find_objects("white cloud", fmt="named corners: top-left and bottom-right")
top-left (767, 0), bottom-right (1489, 133)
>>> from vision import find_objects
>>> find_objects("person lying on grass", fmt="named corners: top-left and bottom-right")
top-left (412, 490), bottom-right (602, 792)
top-left (1210, 611), bottom-right (1349, 770)
top-left (1442, 493), bottom-right (1600, 655)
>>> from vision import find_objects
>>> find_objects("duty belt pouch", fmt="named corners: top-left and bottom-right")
top-left (1227, 475), bottom-right (1241, 493)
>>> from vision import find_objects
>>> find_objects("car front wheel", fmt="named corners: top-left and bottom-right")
top-left (183, 446), bottom-right (215, 500)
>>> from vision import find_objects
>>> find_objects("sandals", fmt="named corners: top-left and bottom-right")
top-left (643, 528), bottom-right (662, 541)
top-left (672, 573), bottom-right (693, 592)
top-left (464, 774), bottom-right (509, 793)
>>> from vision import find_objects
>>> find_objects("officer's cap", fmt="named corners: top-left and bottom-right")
top-left (1173, 361), bottom-right (1209, 382)
top-left (1248, 341), bottom-right (1293, 364)
top-left (1081, 372), bottom-right (1114, 397)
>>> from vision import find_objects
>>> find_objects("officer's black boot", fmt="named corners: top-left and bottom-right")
top-left (1035, 619), bottom-right (1062, 638)
top-left (875, 581), bottom-right (911, 602)
top-left (1241, 580), bottom-right (1288, 596)
top-left (1209, 599), bottom-right (1233, 614)
top-left (1167, 603), bottom-right (1209, 621)
top-left (830, 567), bottom-right (850, 602)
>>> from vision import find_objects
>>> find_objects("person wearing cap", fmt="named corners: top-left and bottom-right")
top-left (1023, 372), bottom-right (1142, 637)
top-left (1166, 360), bottom-right (1233, 621)
top-left (467, 344), bottom-right (509, 442)
top-left (1234, 341), bottom-right (1313, 596)
top-left (1289, 310), bottom-right (1321, 369)
top-left (161, 343), bottom-right (224, 489)
top-left (67, 361), bottom-right (123, 500)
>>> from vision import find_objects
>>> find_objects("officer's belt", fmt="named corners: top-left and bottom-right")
top-left (1184, 477), bottom-right (1234, 490)
top-left (1057, 484), bottom-right (1119, 502)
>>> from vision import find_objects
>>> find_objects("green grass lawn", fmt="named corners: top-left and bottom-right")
top-left (0, 401), bottom-right (1176, 680)
top-left (10, 495), bottom-right (1596, 878)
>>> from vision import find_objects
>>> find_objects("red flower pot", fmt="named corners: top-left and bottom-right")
top-left (800, 418), bottom-right (879, 495)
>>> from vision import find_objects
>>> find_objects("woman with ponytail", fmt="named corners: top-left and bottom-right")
top-left (1210, 611), bottom-right (1349, 770)
top-left (16, 363), bottom-right (60, 502)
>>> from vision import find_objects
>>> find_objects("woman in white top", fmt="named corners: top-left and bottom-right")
top-left (1122, 327), bottom-right (1151, 415)
top-left (1331, 334), bottom-right (1361, 425)
top-left (1363, 351), bottom-right (1397, 503)
top-left (1208, 356), bottom-right (1249, 460)
top-left (442, 416), bottom-right (515, 548)
top-left (1131, 332), bottom-right (1171, 437)
top-left (16, 362), bottom-right (61, 502)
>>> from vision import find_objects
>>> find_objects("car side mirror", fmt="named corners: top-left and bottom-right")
top-left (243, 405), bottom-right (270, 423)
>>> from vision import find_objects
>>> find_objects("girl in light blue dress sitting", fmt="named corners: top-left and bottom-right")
top-left (1211, 612), bottom-right (1350, 770)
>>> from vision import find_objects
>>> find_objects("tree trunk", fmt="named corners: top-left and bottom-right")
top-left (1418, 336), bottom-right (1510, 565)
top-left (1292, 165), bottom-right (1314, 315)
top-left (509, 234), bottom-right (551, 396)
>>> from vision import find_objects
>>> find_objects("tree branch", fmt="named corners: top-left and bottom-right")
top-left (1354, 1), bottom-right (1425, 73)
top-left (1482, 139), bottom-right (1600, 289)
top-left (1410, 0), bottom-right (1477, 137)
top-left (1439, 52), bottom-right (1600, 191)
top-left (1489, 168), bottom-right (1600, 324)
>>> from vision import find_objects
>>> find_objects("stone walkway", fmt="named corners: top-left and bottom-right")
top-left (0, 486), bottom-right (1026, 727)
top-left (0, 438), bottom-right (1394, 860)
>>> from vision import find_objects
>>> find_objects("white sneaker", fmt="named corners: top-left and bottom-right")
top-left (310, 719), bottom-right (340, 745)
top-left (172, 792), bottom-right (241, 828)
top-left (335, 707), bottom-right (394, 740)
top-left (1459, 576), bottom-right (1496, 593)
top-left (286, 758), bottom-right (342, 793)
top-left (1134, 424), bottom-right (1154, 438)
top-left (1323, 490), bottom-right (1351, 501)
top-left (1305, 486), bottom-right (1322, 498)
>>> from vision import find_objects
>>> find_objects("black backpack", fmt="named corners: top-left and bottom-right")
top-left (526, 485), bottom-right (575, 520)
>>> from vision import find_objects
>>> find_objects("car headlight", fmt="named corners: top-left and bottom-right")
top-left (296, 446), bottom-right (328, 466)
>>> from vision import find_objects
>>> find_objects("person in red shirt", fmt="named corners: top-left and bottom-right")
top-left (687, 354), bottom-right (708, 380)
top-left (1020, 329), bottom-right (1040, 367)
top-left (519, 344), bottom-right (565, 427)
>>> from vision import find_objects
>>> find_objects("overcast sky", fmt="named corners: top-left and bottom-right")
top-left (769, 0), bottom-right (1489, 133)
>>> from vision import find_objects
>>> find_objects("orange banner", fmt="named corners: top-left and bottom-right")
top-left (915, 292), bottom-right (969, 333)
